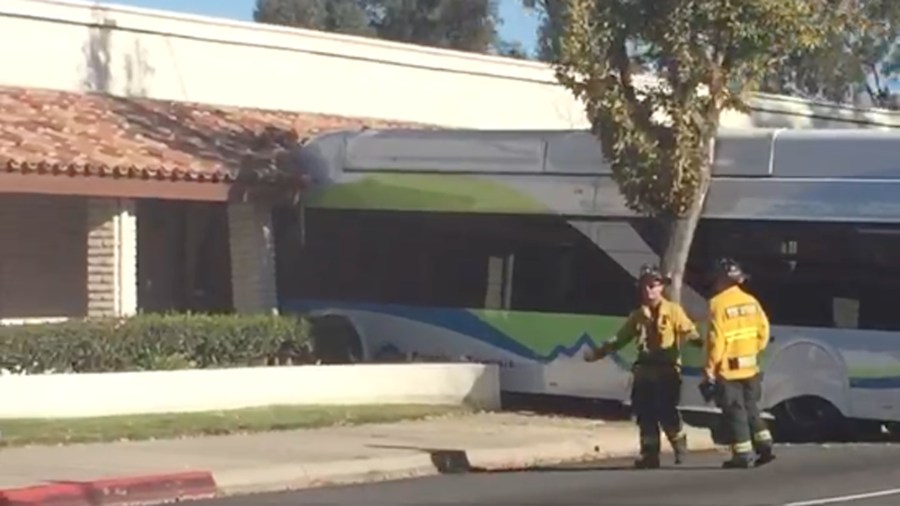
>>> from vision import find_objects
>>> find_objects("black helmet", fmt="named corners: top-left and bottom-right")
top-left (711, 257), bottom-right (748, 284)
top-left (638, 263), bottom-right (671, 285)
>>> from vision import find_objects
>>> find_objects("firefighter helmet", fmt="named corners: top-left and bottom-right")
top-left (711, 257), bottom-right (748, 284)
top-left (638, 263), bottom-right (671, 285)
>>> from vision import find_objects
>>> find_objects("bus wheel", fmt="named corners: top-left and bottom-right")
top-left (309, 315), bottom-right (363, 364)
top-left (885, 422), bottom-right (900, 441)
top-left (771, 396), bottom-right (845, 443)
top-left (845, 419), bottom-right (885, 442)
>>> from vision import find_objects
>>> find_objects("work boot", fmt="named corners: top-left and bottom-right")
top-left (634, 454), bottom-right (661, 469)
top-left (722, 452), bottom-right (754, 469)
top-left (755, 445), bottom-right (776, 467)
top-left (672, 435), bottom-right (688, 465)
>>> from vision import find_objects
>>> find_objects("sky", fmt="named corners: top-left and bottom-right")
top-left (106, 0), bottom-right (542, 54)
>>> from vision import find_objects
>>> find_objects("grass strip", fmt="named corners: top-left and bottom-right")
top-left (0, 404), bottom-right (471, 447)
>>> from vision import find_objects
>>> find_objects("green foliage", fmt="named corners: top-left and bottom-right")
top-left (375, 0), bottom-right (500, 53)
top-left (0, 313), bottom-right (310, 374)
top-left (253, 0), bottom-right (376, 36)
top-left (553, 0), bottom-right (841, 219)
top-left (495, 39), bottom-right (531, 59)
top-left (253, 0), bottom-right (502, 54)
top-left (761, 0), bottom-right (899, 109)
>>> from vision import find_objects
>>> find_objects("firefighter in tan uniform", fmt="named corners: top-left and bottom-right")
top-left (584, 264), bottom-right (702, 469)
top-left (701, 258), bottom-right (776, 469)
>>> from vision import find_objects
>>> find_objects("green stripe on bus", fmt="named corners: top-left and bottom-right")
top-left (305, 173), bottom-right (548, 213)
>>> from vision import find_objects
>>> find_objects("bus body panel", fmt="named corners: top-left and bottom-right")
top-left (282, 299), bottom-right (900, 423)
top-left (277, 127), bottom-right (900, 428)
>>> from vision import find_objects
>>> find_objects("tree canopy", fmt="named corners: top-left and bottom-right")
top-left (529, 0), bottom-right (898, 108)
top-left (552, 0), bottom-right (845, 301)
top-left (253, 0), bottom-right (375, 36)
top-left (761, 0), bottom-right (899, 109)
top-left (253, 0), bottom-right (513, 55)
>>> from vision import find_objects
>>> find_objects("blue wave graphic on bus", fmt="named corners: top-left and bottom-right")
top-left (284, 299), bottom-right (702, 375)
top-left (542, 332), bottom-right (595, 360)
top-left (375, 328), bottom-right (633, 371)
top-left (542, 332), bottom-right (627, 368)
top-left (542, 332), bottom-right (701, 375)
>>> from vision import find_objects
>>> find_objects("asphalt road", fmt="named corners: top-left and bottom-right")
top-left (203, 444), bottom-right (900, 506)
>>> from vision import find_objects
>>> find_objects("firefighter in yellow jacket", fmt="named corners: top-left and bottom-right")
top-left (584, 264), bottom-right (701, 469)
top-left (702, 258), bottom-right (776, 469)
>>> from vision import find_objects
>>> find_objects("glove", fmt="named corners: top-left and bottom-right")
top-left (583, 346), bottom-right (606, 362)
top-left (699, 378), bottom-right (717, 403)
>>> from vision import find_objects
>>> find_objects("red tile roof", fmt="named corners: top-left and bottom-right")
top-left (0, 86), bottom-right (428, 184)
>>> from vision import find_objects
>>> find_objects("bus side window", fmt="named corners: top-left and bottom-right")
top-left (859, 289), bottom-right (900, 331)
top-left (507, 221), bottom-right (637, 316)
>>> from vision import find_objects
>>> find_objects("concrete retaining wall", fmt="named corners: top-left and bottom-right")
top-left (0, 363), bottom-right (501, 418)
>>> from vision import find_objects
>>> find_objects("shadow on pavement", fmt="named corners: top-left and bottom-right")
top-left (367, 444), bottom-right (473, 474)
top-left (500, 393), bottom-right (632, 422)
top-left (471, 464), bottom-right (721, 474)
top-left (363, 394), bottom-right (635, 476)
top-left (367, 442), bottom-right (729, 476)
top-left (500, 393), bottom-right (900, 447)
top-left (469, 449), bottom-right (728, 475)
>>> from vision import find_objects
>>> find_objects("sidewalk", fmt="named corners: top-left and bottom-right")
top-left (0, 411), bottom-right (721, 504)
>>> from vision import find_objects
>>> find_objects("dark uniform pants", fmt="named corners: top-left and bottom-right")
top-left (630, 366), bottom-right (685, 456)
top-left (715, 374), bottom-right (774, 455)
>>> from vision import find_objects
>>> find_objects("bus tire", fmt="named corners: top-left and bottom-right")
top-left (886, 422), bottom-right (900, 440)
top-left (845, 419), bottom-right (885, 442)
top-left (309, 315), bottom-right (364, 364)
top-left (771, 395), bottom-right (845, 443)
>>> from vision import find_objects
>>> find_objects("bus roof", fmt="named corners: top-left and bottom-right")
top-left (292, 128), bottom-right (900, 223)
top-left (296, 127), bottom-right (900, 179)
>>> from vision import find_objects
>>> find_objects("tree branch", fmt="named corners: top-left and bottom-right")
top-left (610, 28), bottom-right (654, 133)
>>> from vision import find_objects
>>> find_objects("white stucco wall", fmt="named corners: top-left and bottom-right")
top-left (0, 363), bottom-right (502, 418)
top-left (1, 0), bottom-right (897, 131)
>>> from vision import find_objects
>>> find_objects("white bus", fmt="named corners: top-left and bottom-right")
top-left (274, 127), bottom-right (900, 442)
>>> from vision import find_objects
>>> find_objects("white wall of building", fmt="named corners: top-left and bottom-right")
top-left (2, 0), bottom-right (897, 131)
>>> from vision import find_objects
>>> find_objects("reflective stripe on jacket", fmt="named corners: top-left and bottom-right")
top-left (705, 285), bottom-right (770, 381)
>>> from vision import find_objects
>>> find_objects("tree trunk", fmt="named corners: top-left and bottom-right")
top-left (660, 144), bottom-right (714, 304)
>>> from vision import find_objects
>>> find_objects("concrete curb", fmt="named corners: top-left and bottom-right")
top-left (0, 471), bottom-right (217, 506)
top-left (0, 432), bottom-right (722, 504)
top-left (215, 431), bottom-right (721, 497)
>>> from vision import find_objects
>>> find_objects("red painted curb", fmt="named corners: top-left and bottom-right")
top-left (0, 470), bottom-right (218, 506)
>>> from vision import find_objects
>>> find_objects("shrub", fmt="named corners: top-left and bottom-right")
top-left (0, 313), bottom-right (311, 374)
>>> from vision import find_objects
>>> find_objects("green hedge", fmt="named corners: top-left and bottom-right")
top-left (0, 313), bottom-right (311, 374)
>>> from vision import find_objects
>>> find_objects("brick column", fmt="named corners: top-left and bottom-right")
top-left (87, 198), bottom-right (137, 318)
top-left (227, 200), bottom-right (278, 314)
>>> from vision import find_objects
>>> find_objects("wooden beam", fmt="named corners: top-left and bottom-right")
top-left (0, 172), bottom-right (233, 202)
